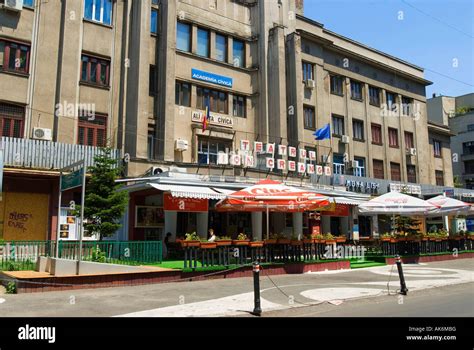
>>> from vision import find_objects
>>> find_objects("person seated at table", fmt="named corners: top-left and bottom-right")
top-left (208, 229), bottom-right (216, 242)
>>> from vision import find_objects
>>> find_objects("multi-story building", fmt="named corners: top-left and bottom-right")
top-left (428, 93), bottom-right (474, 190)
top-left (0, 0), bottom-right (468, 242)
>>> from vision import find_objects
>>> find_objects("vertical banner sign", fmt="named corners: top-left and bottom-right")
top-left (0, 148), bottom-right (3, 201)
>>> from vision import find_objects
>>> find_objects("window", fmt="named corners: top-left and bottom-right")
top-left (151, 9), bottom-right (158, 34)
top-left (388, 128), bottom-right (399, 148)
top-left (0, 103), bottom-right (24, 138)
top-left (304, 106), bottom-right (316, 130)
top-left (152, 0), bottom-right (159, 4)
top-left (402, 96), bottom-right (412, 116)
top-left (197, 86), bottom-right (228, 114)
top-left (435, 170), bottom-right (444, 186)
top-left (371, 123), bottom-right (382, 145)
top-left (78, 113), bottom-right (107, 147)
top-left (176, 22), bottom-right (191, 52)
top-left (463, 141), bottom-right (474, 155)
top-left (404, 131), bottom-right (414, 150)
top-left (302, 62), bottom-right (314, 81)
top-left (330, 75), bottom-right (344, 95)
top-left (386, 92), bottom-right (396, 111)
top-left (149, 65), bottom-right (157, 96)
top-left (465, 160), bottom-right (474, 174)
top-left (233, 39), bottom-right (245, 68)
top-left (407, 165), bottom-right (417, 183)
top-left (373, 159), bottom-right (384, 179)
top-left (352, 119), bottom-right (364, 141)
top-left (198, 138), bottom-right (231, 165)
top-left (333, 153), bottom-right (345, 175)
top-left (148, 125), bottom-right (156, 160)
top-left (332, 115), bottom-right (344, 137)
top-left (215, 33), bottom-right (227, 62)
top-left (354, 157), bottom-right (365, 177)
top-left (233, 94), bottom-right (246, 118)
top-left (350, 81), bottom-right (363, 100)
top-left (390, 162), bottom-right (401, 181)
top-left (23, 0), bottom-right (35, 7)
top-left (175, 81), bottom-right (190, 107)
top-left (433, 139), bottom-right (442, 157)
top-left (197, 28), bottom-right (210, 57)
top-left (81, 54), bottom-right (110, 86)
top-left (84, 0), bottom-right (112, 26)
top-left (0, 39), bottom-right (30, 73)
top-left (468, 124), bottom-right (474, 132)
top-left (369, 86), bottom-right (380, 106)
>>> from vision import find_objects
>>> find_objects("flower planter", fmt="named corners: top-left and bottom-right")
top-left (277, 239), bottom-right (291, 244)
top-left (181, 240), bottom-right (201, 248)
top-left (325, 239), bottom-right (336, 244)
top-left (314, 239), bottom-right (326, 244)
top-left (336, 238), bottom-right (346, 243)
top-left (264, 239), bottom-right (277, 245)
top-left (380, 238), bottom-right (391, 242)
top-left (302, 239), bottom-right (314, 244)
top-left (290, 240), bottom-right (303, 246)
top-left (390, 239), bottom-right (398, 243)
top-left (200, 242), bottom-right (217, 249)
top-left (249, 241), bottom-right (264, 248)
top-left (216, 240), bottom-right (233, 246)
top-left (397, 237), bottom-right (407, 242)
top-left (232, 240), bottom-right (250, 246)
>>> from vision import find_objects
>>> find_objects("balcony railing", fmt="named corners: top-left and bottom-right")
top-left (1, 137), bottom-right (121, 170)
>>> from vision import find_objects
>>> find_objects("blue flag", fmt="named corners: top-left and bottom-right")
top-left (313, 123), bottom-right (331, 140)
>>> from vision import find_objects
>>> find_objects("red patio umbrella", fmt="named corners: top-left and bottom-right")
top-left (215, 179), bottom-right (332, 239)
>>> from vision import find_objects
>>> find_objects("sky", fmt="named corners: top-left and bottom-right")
top-left (304, 0), bottom-right (474, 98)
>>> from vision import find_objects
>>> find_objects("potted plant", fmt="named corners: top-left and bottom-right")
top-left (335, 235), bottom-right (346, 243)
top-left (324, 233), bottom-right (336, 244)
top-left (200, 241), bottom-right (217, 249)
top-left (277, 233), bottom-right (291, 245)
top-left (249, 239), bottom-right (264, 248)
top-left (380, 233), bottom-right (392, 242)
top-left (264, 233), bottom-right (278, 245)
top-left (181, 232), bottom-right (201, 248)
top-left (233, 233), bottom-right (250, 246)
top-left (302, 234), bottom-right (314, 244)
top-left (216, 236), bottom-right (233, 246)
top-left (313, 234), bottom-right (325, 243)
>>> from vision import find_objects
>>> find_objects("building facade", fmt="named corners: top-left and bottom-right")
top-left (0, 0), bottom-right (467, 242)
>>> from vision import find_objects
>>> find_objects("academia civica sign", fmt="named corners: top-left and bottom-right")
top-left (214, 140), bottom-right (332, 175)
top-left (191, 69), bottom-right (233, 88)
top-left (192, 111), bottom-right (234, 128)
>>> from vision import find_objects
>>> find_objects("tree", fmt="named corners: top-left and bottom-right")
top-left (393, 215), bottom-right (421, 236)
top-left (78, 149), bottom-right (128, 240)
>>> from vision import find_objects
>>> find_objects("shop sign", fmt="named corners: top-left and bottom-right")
top-left (163, 194), bottom-right (209, 212)
top-left (191, 68), bottom-right (233, 88)
top-left (389, 183), bottom-right (421, 195)
top-left (192, 111), bottom-right (234, 128)
top-left (322, 203), bottom-right (350, 217)
top-left (346, 180), bottom-right (380, 194)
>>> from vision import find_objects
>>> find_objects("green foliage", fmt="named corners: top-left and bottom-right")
top-left (76, 149), bottom-right (128, 240)
top-left (185, 232), bottom-right (200, 241)
top-left (217, 236), bottom-right (231, 240)
top-left (91, 246), bottom-right (106, 263)
top-left (237, 233), bottom-right (248, 240)
top-left (393, 215), bottom-right (421, 236)
top-left (6, 282), bottom-right (16, 294)
top-left (324, 233), bottom-right (334, 240)
top-left (455, 106), bottom-right (471, 116)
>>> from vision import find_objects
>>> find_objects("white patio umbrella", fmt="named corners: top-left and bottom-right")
top-left (426, 195), bottom-right (472, 216)
top-left (357, 191), bottom-right (439, 215)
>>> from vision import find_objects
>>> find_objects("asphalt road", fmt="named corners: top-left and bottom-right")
top-left (0, 259), bottom-right (472, 317)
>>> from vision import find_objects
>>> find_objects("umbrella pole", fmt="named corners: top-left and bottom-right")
top-left (266, 205), bottom-right (270, 240)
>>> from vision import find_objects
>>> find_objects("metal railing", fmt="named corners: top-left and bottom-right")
top-left (1, 137), bottom-right (121, 170)
top-left (0, 241), bottom-right (162, 270)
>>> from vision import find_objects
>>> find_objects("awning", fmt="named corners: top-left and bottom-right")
top-left (333, 197), bottom-right (365, 206)
top-left (149, 184), bottom-right (226, 200)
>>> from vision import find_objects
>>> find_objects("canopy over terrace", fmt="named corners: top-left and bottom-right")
top-left (215, 179), bottom-right (332, 239)
top-left (426, 195), bottom-right (473, 216)
top-left (357, 191), bottom-right (439, 216)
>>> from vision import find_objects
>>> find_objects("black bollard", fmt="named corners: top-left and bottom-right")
top-left (252, 261), bottom-right (262, 316)
top-left (395, 255), bottom-right (408, 295)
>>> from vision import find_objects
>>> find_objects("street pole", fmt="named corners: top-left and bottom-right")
top-left (77, 162), bottom-right (87, 275)
top-left (55, 172), bottom-right (63, 258)
top-left (266, 204), bottom-right (269, 240)
top-left (252, 261), bottom-right (262, 316)
top-left (395, 255), bottom-right (408, 295)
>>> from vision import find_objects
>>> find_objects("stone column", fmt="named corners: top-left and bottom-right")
top-left (164, 211), bottom-right (177, 240)
top-left (251, 212), bottom-right (263, 241)
top-left (197, 212), bottom-right (209, 239)
top-left (292, 212), bottom-right (303, 239)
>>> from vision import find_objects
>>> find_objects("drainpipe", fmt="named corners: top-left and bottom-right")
top-left (52, 0), bottom-right (67, 142)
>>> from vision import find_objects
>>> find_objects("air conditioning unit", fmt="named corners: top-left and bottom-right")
top-left (1, 0), bottom-right (23, 11)
top-left (305, 79), bottom-right (316, 89)
top-left (406, 148), bottom-right (417, 156)
top-left (174, 139), bottom-right (189, 152)
top-left (149, 167), bottom-right (164, 176)
top-left (341, 135), bottom-right (350, 144)
top-left (32, 127), bottom-right (52, 141)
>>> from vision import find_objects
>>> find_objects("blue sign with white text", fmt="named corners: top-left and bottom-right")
top-left (191, 69), bottom-right (233, 88)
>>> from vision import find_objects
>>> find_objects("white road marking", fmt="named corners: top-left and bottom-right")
top-left (301, 287), bottom-right (383, 301)
top-left (0, 298), bottom-right (5, 304)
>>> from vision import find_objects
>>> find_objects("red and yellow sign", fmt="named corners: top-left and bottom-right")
top-left (321, 204), bottom-right (350, 217)
top-left (163, 193), bottom-right (209, 212)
